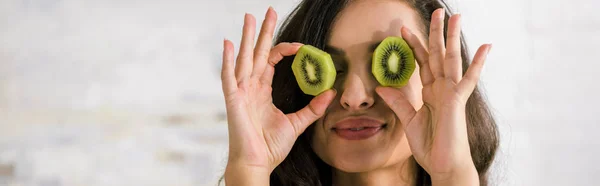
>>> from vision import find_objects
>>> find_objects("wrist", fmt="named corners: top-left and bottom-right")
top-left (224, 163), bottom-right (271, 186)
top-left (431, 165), bottom-right (479, 186)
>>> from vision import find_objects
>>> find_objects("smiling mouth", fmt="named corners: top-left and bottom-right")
top-left (333, 124), bottom-right (388, 131)
top-left (332, 124), bottom-right (387, 140)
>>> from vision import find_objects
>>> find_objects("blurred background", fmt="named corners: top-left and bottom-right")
top-left (0, 0), bottom-right (598, 185)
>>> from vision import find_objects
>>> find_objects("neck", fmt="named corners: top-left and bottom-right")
top-left (332, 157), bottom-right (417, 186)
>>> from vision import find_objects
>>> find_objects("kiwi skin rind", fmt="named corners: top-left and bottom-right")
top-left (291, 45), bottom-right (336, 96)
top-left (372, 36), bottom-right (416, 87)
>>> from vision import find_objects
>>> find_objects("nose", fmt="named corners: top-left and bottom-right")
top-left (340, 74), bottom-right (375, 111)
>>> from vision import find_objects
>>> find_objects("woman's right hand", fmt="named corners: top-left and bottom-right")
top-left (221, 7), bottom-right (336, 175)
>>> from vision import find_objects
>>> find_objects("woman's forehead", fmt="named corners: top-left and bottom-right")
top-left (328, 0), bottom-right (422, 48)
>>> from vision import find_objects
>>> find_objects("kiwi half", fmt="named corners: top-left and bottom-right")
top-left (372, 37), bottom-right (416, 87)
top-left (291, 45), bottom-right (336, 96)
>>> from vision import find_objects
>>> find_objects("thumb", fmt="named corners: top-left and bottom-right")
top-left (286, 89), bottom-right (337, 136)
top-left (375, 87), bottom-right (417, 125)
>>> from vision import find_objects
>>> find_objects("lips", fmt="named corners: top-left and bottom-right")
top-left (332, 117), bottom-right (386, 140)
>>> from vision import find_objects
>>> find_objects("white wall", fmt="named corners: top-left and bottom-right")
top-left (0, 0), bottom-right (598, 185)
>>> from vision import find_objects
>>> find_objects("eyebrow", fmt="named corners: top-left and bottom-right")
top-left (324, 41), bottom-right (383, 56)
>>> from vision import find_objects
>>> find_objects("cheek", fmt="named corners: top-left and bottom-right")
top-left (309, 119), bottom-right (333, 163)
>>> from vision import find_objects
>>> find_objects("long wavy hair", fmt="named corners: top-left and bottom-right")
top-left (222, 0), bottom-right (499, 185)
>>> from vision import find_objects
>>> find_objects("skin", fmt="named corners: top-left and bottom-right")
top-left (221, 1), bottom-right (492, 185)
top-left (311, 1), bottom-right (423, 185)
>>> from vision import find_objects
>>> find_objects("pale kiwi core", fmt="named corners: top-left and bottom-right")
top-left (305, 63), bottom-right (317, 81)
top-left (388, 53), bottom-right (400, 73)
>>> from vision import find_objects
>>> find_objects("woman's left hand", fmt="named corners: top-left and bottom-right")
top-left (375, 9), bottom-right (491, 185)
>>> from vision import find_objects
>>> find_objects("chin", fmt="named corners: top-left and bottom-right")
top-left (328, 150), bottom-right (390, 172)
top-left (311, 126), bottom-right (412, 173)
top-left (316, 143), bottom-right (413, 173)
top-left (311, 134), bottom-right (393, 172)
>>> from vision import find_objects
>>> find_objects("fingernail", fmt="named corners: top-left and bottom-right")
top-left (455, 13), bottom-right (462, 20)
top-left (291, 42), bottom-right (303, 46)
top-left (488, 44), bottom-right (493, 53)
top-left (435, 8), bottom-right (444, 19)
top-left (403, 27), bottom-right (412, 34)
top-left (375, 86), bottom-right (384, 93)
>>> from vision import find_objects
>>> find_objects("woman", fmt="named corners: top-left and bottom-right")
top-left (220, 0), bottom-right (499, 185)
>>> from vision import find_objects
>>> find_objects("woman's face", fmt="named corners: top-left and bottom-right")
top-left (311, 0), bottom-right (427, 172)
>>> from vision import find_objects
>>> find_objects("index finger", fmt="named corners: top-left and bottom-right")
top-left (401, 27), bottom-right (433, 85)
top-left (259, 42), bottom-right (303, 86)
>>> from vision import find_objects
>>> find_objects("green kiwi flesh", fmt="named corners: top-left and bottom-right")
top-left (291, 45), bottom-right (336, 96)
top-left (372, 37), bottom-right (416, 87)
